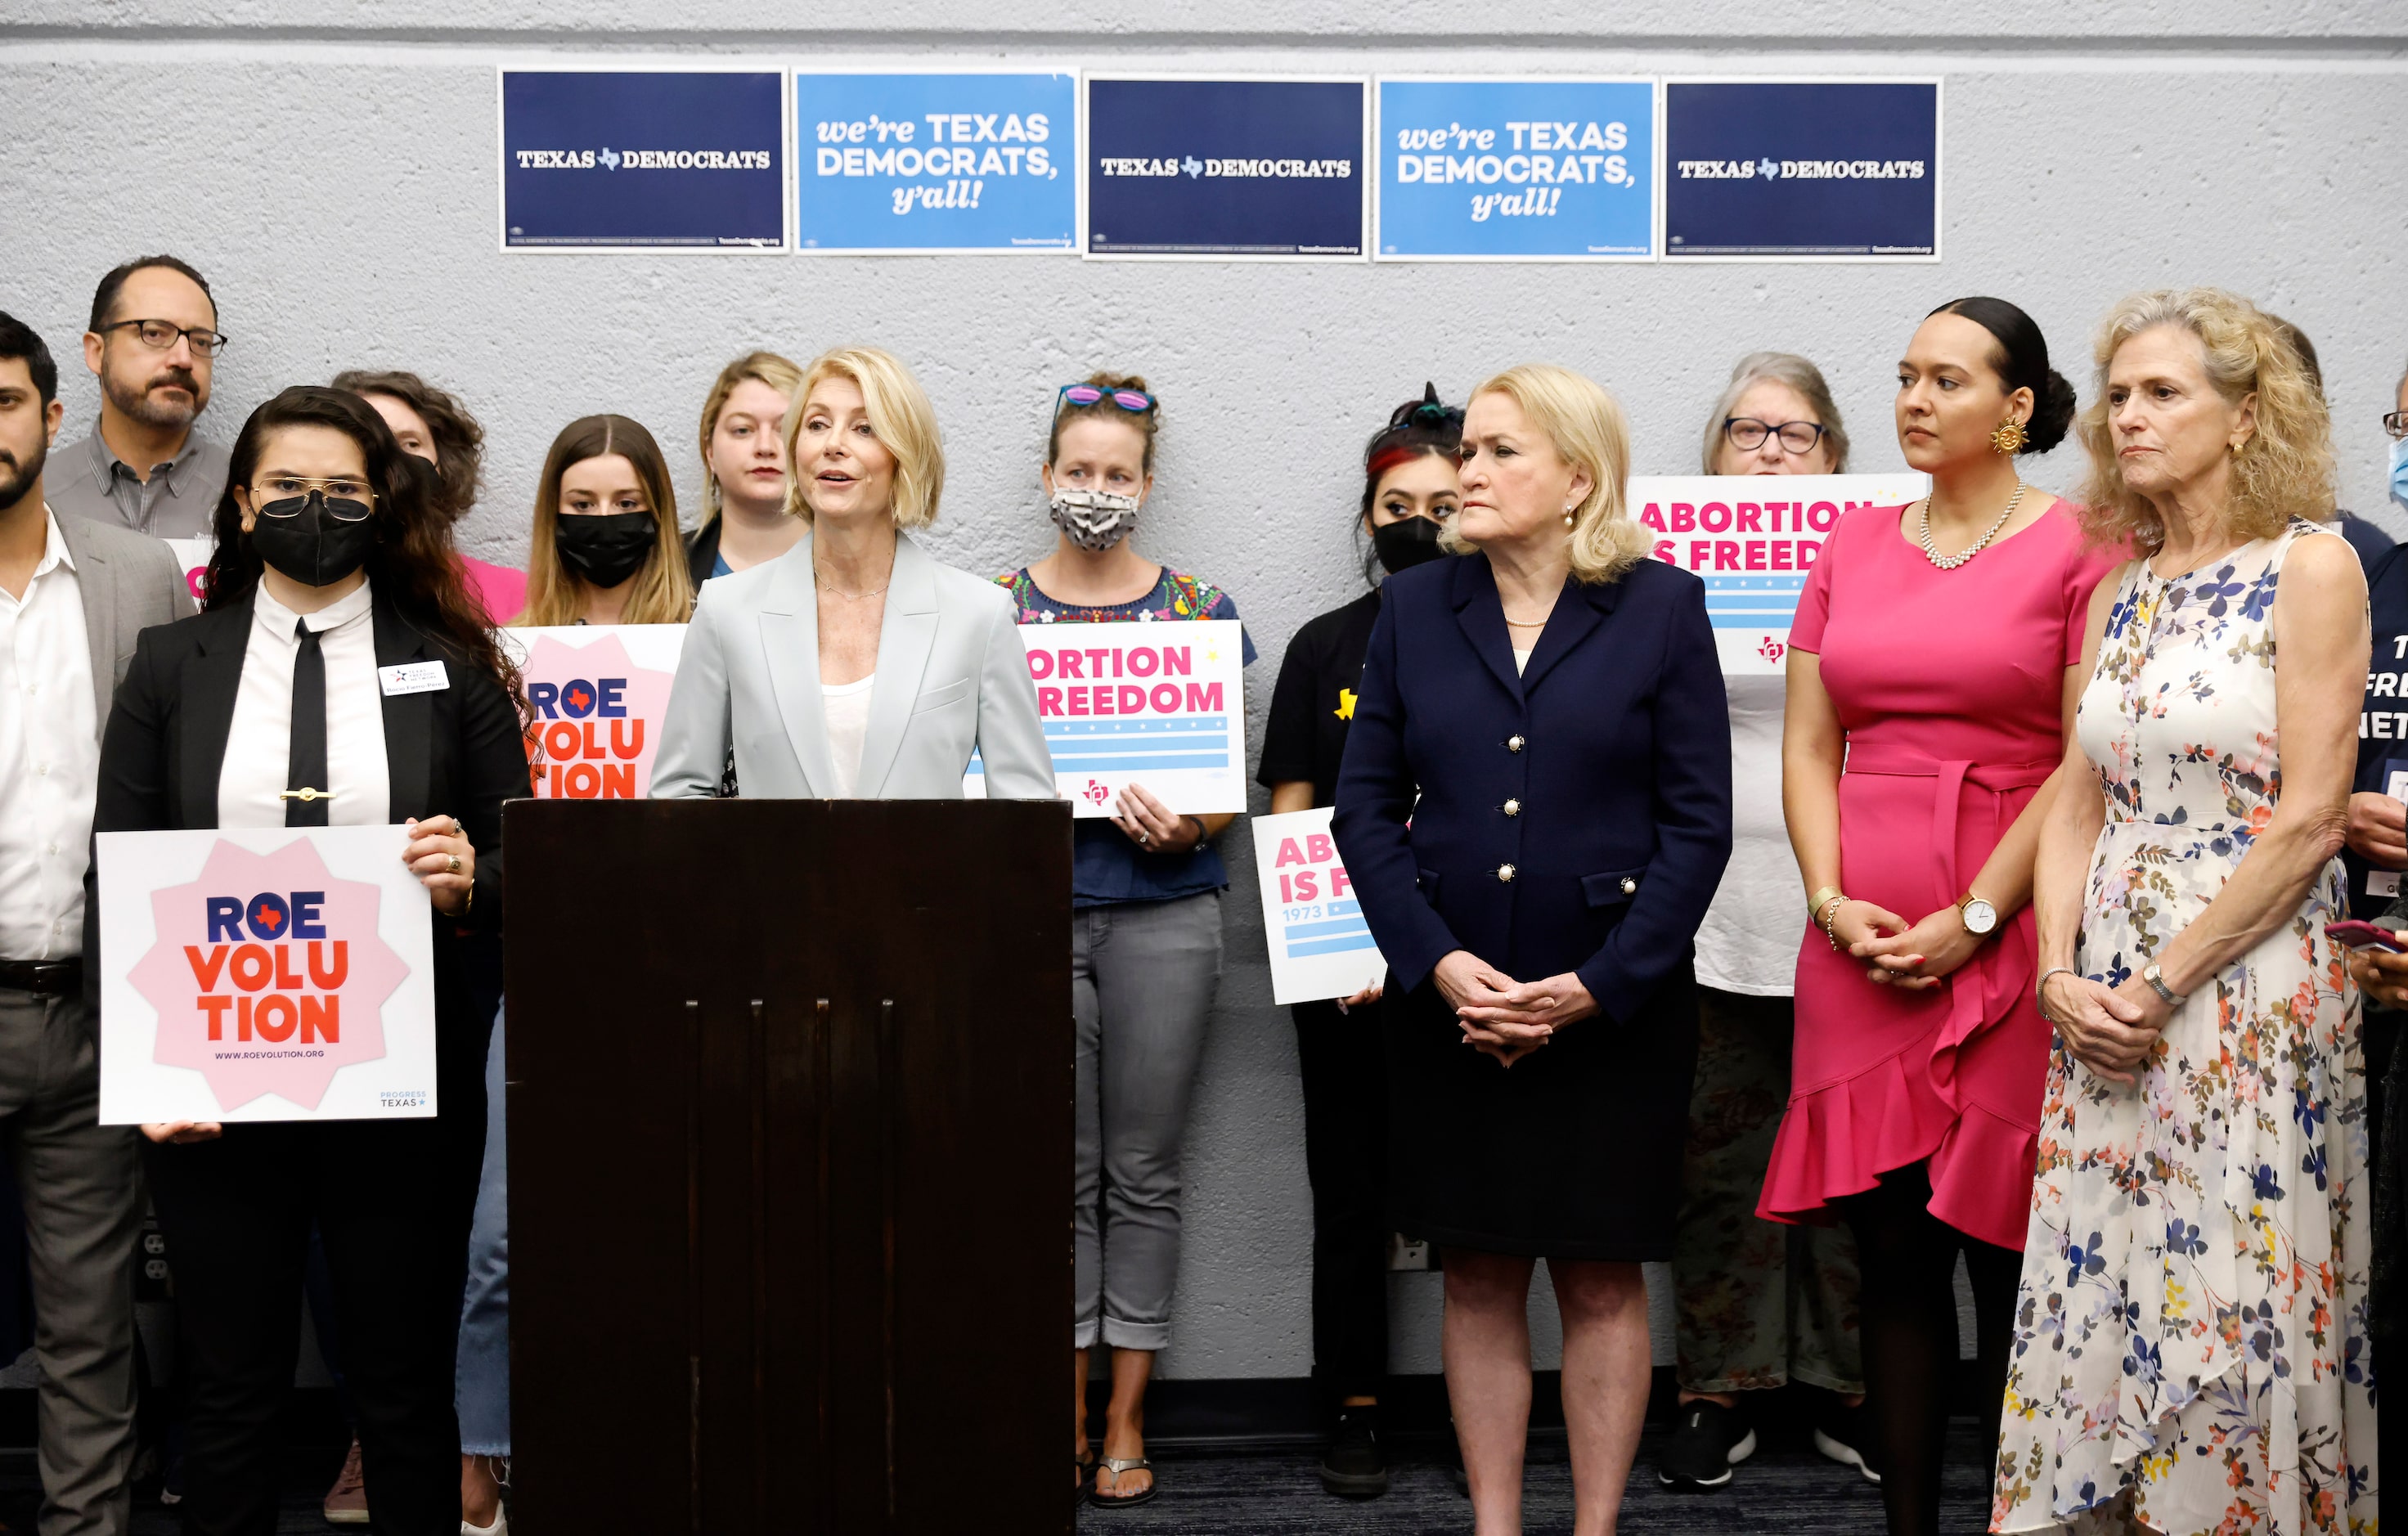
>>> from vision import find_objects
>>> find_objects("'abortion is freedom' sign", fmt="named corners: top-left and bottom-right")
top-left (965, 619), bottom-right (1247, 815)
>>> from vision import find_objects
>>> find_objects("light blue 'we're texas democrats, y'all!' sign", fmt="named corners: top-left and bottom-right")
top-left (1375, 78), bottom-right (1656, 260)
top-left (795, 71), bottom-right (1077, 252)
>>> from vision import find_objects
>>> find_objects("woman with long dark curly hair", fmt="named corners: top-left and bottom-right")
top-left (94, 384), bottom-right (526, 1536)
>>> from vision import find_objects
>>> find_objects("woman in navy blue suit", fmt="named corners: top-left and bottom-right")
top-left (1334, 363), bottom-right (1732, 1535)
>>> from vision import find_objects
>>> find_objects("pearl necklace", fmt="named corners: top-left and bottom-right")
top-left (1916, 483), bottom-right (2026, 571)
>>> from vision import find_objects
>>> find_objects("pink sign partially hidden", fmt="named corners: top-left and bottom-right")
top-left (520, 631), bottom-right (678, 799)
top-left (126, 838), bottom-right (409, 1112)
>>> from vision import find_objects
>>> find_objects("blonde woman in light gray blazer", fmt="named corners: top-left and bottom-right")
top-left (653, 346), bottom-right (1054, 802)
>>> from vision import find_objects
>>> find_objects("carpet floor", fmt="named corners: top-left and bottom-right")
top-left (1076, 1424), bottom-right (1996, 1534)
top-left (0, 1423), bottom-right (1996, 1533)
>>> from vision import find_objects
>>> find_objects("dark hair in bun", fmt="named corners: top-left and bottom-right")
top-left (1927, 295), bottom-right (2075, 455)
top-left (1360, 383), bottom-right (1463, 516)
top-left (1355, 383), bottom-right (1463, 584)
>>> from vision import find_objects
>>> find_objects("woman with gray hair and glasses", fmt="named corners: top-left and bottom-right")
top-left (1657, 353), bottom-right (1873, 1494)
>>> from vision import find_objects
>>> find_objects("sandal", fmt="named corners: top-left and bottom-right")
top-left (1088, 1456), bottom-right (1157, 1508)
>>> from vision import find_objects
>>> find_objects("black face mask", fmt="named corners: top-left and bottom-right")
top-left (1372, 515), bottom-right (1447, 576)
top-left (553, 510), bottom-right (657, 590)
top-left (249, 492), bottom-right (377, 589)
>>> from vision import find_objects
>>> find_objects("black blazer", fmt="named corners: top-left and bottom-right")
top-left (89, 594), bottom-right (528, 1042)
top-left (1332, 552), bottom-right (1732, 1016)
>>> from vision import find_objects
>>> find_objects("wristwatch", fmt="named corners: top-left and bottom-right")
top-left (2142, 960), bottom-right (2187, 1008)
top-left (1956, 891), bottom-right (1999, 936)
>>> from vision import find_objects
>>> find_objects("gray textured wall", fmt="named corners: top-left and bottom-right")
top-left (4, 3), bottom-right (2403, 1381)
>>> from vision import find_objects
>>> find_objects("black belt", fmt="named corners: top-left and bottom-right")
top-left (0, 961), bottom-right (79, 997)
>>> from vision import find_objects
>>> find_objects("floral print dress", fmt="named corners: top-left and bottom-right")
top-left (1992, 520), bottom-right (2379, 1535)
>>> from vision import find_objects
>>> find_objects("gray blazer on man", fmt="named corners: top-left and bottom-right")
top-left (56, 509), bottom-right (195, 721)
top-left (653, 532), bottom-right (1055, 801)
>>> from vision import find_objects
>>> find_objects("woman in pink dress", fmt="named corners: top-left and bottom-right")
top-left (1759, 298), bottom-right (2119, 1536)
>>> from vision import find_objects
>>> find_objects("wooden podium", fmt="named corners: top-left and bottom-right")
top-left (501, 799), bottom-right (1072, 1535)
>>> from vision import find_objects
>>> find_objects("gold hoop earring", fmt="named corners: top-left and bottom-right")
top-left (1989, 419), bottom-right (2028, 456)
top-left (2229, 438), bottom-right (2245, 456)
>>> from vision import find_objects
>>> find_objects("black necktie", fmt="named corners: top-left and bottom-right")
top-left (285, 618), bottom-right (329, 828)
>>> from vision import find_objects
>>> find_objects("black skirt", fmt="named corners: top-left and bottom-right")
top-left (1385, 963), bottom-right (1698, 1261)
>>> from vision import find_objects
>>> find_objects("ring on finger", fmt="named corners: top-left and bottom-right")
top-left (446, 855), bottom-right (462, 875)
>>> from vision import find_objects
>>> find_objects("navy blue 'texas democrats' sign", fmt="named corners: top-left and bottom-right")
top-left (1662, 79), bottom-right (1939, 260)
top-left (1085, 77), bottom-right (1367, 258)
top-left (499, 70), bottom-right (788, 250)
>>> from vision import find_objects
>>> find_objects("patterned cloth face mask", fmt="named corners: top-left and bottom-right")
top-left (1048, 487), bottom-right (1143, 551)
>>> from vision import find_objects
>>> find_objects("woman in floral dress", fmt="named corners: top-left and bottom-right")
top-left (2000, 289), bottom-right (2378, 1534)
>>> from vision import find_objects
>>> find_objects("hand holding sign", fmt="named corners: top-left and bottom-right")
top-left (1110, 783), bottom-right (1205, 854)
top-left (402, 815), bottom-right (475, 914)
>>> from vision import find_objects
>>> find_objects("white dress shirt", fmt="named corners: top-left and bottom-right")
top-left (0, 510), bottom-right (98, 960)
top-left (218, 578), bottom-right (390, 829)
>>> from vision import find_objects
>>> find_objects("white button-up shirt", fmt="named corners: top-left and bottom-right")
top-left (218, 578), bottom-right (389, 829)
top-left (0, 510), bottom-right (97, 960)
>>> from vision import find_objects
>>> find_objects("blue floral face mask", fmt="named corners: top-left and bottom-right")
top-left (2389, 433), bottom-right (2408, 514)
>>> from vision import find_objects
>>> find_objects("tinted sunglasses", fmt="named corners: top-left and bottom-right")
top-left (1058, 384), bottom-right (1157, 413)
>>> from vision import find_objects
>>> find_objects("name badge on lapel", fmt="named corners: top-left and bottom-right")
top-left (379, 662), bottom-right (450, 697)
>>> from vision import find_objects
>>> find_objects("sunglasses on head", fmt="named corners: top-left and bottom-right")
top-left (1058, 384), bottom-right (1157, 413)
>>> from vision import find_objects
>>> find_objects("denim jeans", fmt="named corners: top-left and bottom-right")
top-left (456, 1012), bottom-right (509, 1456)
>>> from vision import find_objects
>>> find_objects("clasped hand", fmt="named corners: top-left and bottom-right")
top-left (1831, 900), bottom-right (1983, 990)
top-left (1432, 950), bottom-right (1598, 1067)
top-left (2037, 969), bottom-right (2171, 1085)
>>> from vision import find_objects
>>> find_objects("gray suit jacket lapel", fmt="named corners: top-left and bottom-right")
top-left (54, 512), bottom-right (118, 730)
top-left (757, 535), bottom-right (838, 796)
top-left (852, 535), bottom-right (938, 798)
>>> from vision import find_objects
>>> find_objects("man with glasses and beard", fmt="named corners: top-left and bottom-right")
top-left (48, 255), bottom-right (230, 539)
top-left (0, 311), bottom-right (190, 1536)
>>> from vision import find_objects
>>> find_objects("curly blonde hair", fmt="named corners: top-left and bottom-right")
top-left (1443, 363), bottom-right (1651, 585)
top-left (2074, 288), bottom-right (2334, 551)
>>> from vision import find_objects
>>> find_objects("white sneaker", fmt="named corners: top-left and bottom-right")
top-left (462, 1514), bottom-right (507, 1536)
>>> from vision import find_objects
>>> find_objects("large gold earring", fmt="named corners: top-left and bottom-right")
top-left (1989, 418), bottom-right (2028, 456)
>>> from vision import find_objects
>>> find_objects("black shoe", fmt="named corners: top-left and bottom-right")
top-left (1813, 1398), bottom-right (1881, 1485)
top-left (1656, 1399), bottom-right (1756, 1490)
top-left (1319, 1406), bottom-right (1389, 1498)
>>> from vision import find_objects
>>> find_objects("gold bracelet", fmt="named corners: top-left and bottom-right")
top-left (1807, 885), bottom-right (1844, 923)
top-left (1813, 893), bottom-right (1848, 950)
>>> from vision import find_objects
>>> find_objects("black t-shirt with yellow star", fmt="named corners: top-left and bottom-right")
top-left (1257, 589), bottom-right (1383, 810)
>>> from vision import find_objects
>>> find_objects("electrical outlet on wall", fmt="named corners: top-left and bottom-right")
top-left (1387, 1233), bottom-right (1434, 1272)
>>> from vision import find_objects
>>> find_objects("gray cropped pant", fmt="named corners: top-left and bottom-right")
top-left (1072, 892), bottom-right (1223, 1353)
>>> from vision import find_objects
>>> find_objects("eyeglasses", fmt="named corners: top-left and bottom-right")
top-left (2386, 411), bottom-right (2408, 440)
top-left (96, 319), bottom-right (228, 358)
top-left (249, 478), bottom-right (375, 522)
top-left (1057, 384), bottom-right (1157, 413)
top-left (1723, 417), bottom-right (1826, 455)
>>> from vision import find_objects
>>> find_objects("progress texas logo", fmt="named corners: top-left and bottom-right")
top-left (511, 146), bottom-right (775, 171)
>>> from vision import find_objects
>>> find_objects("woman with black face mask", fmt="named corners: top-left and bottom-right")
top-left (92, 385), bottom-right (529, 1536)
top-left (1254, 384), bottom-right (1461, 1500)
top-left (519, 414), bottom-right (693, 627)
